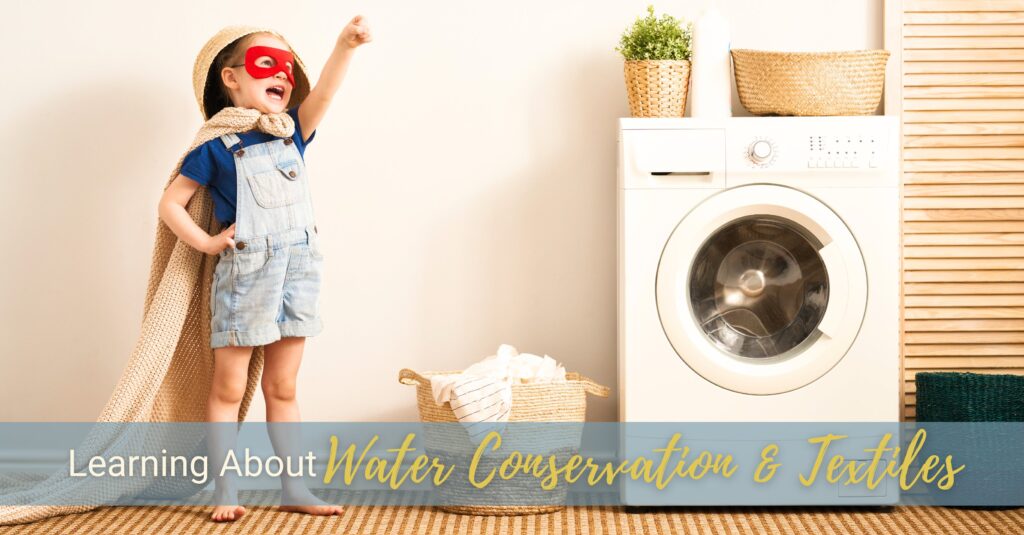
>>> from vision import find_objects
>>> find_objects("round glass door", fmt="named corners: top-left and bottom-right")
top-left (689, 216), bottom-right (829, 361)
top-left (656, 185), bottom-right (867, 395)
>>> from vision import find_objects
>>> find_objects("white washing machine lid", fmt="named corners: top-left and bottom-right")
top-left (656, 184), bottom-right (867, 395)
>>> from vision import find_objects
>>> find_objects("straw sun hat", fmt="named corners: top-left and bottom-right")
top-left (192, 25), bottom-right (312, 120)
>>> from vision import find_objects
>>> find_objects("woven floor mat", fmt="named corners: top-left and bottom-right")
top-left (1, 492), bottom-right (1020, 535)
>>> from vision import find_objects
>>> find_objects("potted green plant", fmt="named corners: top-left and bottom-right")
top-left (617, 5), bottom-right (693, 117)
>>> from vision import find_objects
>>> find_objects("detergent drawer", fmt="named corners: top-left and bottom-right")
top-left (620, 129), bottom-right (725, 189)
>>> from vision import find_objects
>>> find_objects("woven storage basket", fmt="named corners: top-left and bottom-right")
top-left (398, 368), bottom-right (610, 515)
top-left (916, 372), bottom-right (1024, 422)
top-left (623, 60), bottom-right (691, 117)
top-left (731, 49), bottom-right (889, 116)
top-left (914, 372), bottom-right (1024, 505)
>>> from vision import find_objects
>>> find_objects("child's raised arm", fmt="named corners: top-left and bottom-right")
top-left (158, 174), bottom-right (236, 255)
top-left (297, 15), bottom-right (372, 142)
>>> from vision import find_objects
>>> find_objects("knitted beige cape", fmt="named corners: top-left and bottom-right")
top-left (0, 107), bottom-right (297, 526)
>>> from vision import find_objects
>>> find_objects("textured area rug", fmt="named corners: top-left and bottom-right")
top-left (0, 491), bottom-right (1020, 534)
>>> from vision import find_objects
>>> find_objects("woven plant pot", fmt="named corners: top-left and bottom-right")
top-left (398, 368), bottom-right (610, 515)
top-left (731, 49), bottom-right (889, 116)
top-left (623, 60), bottom-right (691, 118)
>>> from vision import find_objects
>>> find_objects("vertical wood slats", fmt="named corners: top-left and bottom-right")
top-left (901, 4), bottom-right (1024, 420)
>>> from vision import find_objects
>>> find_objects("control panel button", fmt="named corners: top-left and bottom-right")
top-left (749, 138), bottom-right (770, 162)
top-left (808, 133), bottom-right (883, 170)
top-left (748, 139), bottom-right (775, 165)
top-left (752, 141), bottom-right (771, 158)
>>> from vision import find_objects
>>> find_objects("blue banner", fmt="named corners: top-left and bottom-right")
top-left (0, 422), bottom-right (1019, 507)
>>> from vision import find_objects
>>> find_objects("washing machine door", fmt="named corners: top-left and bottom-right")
top-left (656, 184), bottom-right (867, 395)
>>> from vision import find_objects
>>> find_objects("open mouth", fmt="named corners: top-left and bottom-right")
top-left (266, 85), bottom-right (286, 101)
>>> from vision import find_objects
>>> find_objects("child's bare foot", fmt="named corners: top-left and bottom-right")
top-left (279, 503), bottom-right (344, 516)
top-left (279, 488), bottom-right (344, 516)
top-left (211, 504), bottom-right (247, 522)
top-left (210, 483), bottom-right (246, 522)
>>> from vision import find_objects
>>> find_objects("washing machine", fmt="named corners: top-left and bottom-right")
top-left (616, 116), bottom-right (901, 505)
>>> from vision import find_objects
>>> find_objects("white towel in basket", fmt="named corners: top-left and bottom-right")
top-left (430, 344), bottom-right (566, 442)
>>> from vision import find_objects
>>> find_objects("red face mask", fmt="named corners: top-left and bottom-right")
top-left (242, 46), bottom-right (295, 87)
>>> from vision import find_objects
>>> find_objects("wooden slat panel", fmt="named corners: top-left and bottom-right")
top-left (905, 147), bottom-right (1024, 159)
top-left (903, 196), bottom-right (1024, 208)
top-left (903, 232), bottom-right (1024, 245)
top-left (905, 12), bottom-right (1024, 24)
top-left (905, 62), bottom-right (1024, 74)
top-left (903, 207), bottom-right (1024, 220)
top-left (904, 122), bottom-right (1024, 134)
top-left (905, 0), bottom-right (1024, 11)
top-left (905, 282), bottom-right (1024, 294)
top-left (905, 48), bottom-right (1024, 61)
top-left (904, 258), bottom-right (1024, 270)
top-left (906, 319), bottom-right (1024, 331)
top-left (904, 160), bottom-right (1024, 171)
top-left (905, 36), bottom-right (1024, 49)
top-left (904, 184), bottom-right (1024, 196)
top-left (904, 344), bottom-right (1024, 356)
top-left (905, 221), bottom-right (1024, 232)
top-left (904, 171), bottom-right (1024, 183)
top-left (904, 110), bottom-right (1024, 122)
top-left (903, 135), bottom-right (1024, 148)
top-left (904, 270), bottom-right (1024, 282)
top-left (904, 245), bottom-right (1024, 257)
top-left (906, 331), bottom-right (1024, 343)
top-left (905, 368), bottom-right (1024, 382)
top-left (906, 358), bottom-right (1024, 371)
top-left (905, 97), bottom-right (1024, 110)
top-left (906, 295), bottom-right (1024, 306)
top-left (904, 307), bottom-right (1024, 319)
top-left (899, 6), bottom-right (1024, 420)
top-left (904, 198), bottom-right (1024, 211)
top-left (905, 357), bottom-right (1024, 369)
top-left (906, 72), bottom-right (1024, 85)
top-left (904, 25), bottom-right (1024, 37)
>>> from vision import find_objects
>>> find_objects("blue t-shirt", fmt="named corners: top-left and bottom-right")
top-left (180, 106), bottom-right (315, 226)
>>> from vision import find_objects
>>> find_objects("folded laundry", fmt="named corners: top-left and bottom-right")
top-left (430, 344), bottom-right (567, 442)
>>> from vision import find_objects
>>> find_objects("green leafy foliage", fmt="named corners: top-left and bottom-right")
top-left (616, 5), bottom-right (693, 61)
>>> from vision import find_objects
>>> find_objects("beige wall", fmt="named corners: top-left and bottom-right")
top-left (0, 0), bottom-right (881, 421)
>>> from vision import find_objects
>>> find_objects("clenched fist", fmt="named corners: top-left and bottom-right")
top-left (339, 15), bottom-right (372, 49)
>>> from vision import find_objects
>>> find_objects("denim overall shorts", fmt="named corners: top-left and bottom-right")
top-left (209, 132), bottom-right (324, 348)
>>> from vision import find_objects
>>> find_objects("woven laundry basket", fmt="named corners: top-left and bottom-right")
top-left (623, 60), bottom-right (691, 117)
top-left (398, 368), bottom-right (610, 515)
top-left (916, 372), bottom-right (1024, 422)
top-left (731, 49), bottom-right (889, 116)
top-left (914, 372), bottom-right (1024, 506)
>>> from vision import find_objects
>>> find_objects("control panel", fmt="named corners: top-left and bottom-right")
top-left (738, 130), bottom-right (886, 170)
top-left (618, 116), bottom-right (897, 187)
top-left (808, 134), bottom-right (881, 168)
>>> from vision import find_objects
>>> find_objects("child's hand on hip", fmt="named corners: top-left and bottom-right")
top-left (338, 15), bottom-right (372, 49)
top-left (204, 223), bottom-right (236, 255)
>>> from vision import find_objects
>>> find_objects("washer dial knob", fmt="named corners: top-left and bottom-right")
top-left (749, 139), bottom-right (774, 165)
